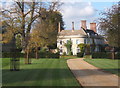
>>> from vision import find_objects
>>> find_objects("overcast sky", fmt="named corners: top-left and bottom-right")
top-left (1, 0), bottom-right (119, 31)
top-left (60, 1), bottom-right (118, 30)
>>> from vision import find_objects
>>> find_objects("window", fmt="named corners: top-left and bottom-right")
top-left (67, 40), bottom-right (69, 43)
top-left (84, 38), bottom-right (86, 44)
top-left (76, 39), bottom-right (80, 44)
top-left (60, 40), bottom-right (62, 45)
top-left (77, 47), bottom-right (80, 53)
top-left (60, 49), bottom-right (62, 53)
top-left (60, 47), bottom-right (63, 55)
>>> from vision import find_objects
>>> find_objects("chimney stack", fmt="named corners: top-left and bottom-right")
top-left (81, 20), bottom-right (87, 29)
top-left (72, 22), bottom-right (74, 31)
top-left (58, 22), bottom-right (61, 32)
top-left (90, 23), bottom-right (96, 32)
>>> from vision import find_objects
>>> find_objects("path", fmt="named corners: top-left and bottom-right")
top-left (67, 58), bottom-right (119, 88)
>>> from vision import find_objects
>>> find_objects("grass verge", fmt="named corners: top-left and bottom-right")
top-left (84, 58), bottom-right (120, 76)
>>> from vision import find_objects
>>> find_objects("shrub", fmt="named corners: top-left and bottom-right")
top-left (2, 52), bottom-right (24, 58)
top-left (39, 51), bottom-right (46, 58)
top-left (116, 52), bottom-right (120, 59)
top-left (84, 55), bottom-right (92, 59)
top-left (92, 52), bottom-right (107, 58)
top-left (2, 51), bottom-right (60, 59)
top-left (39, 51), bottom-right (60, 58)
top-left (106, 52), bottom-right (120, 59)
top-left (92, 52), bottom-right (120, 59)
top-left (77, 52), bottom-right (84, 57)
top-left (63, 52), bottom-right (66, 56)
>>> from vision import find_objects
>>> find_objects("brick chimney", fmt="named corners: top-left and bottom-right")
top-left (72, 22), bottom-right (74, 32)
top-left (81, 20), bottom-right (87, 29)
top-left (58, 22), bottom-right (61, 32)
top-left (90, 23), bottom-right (96, 32)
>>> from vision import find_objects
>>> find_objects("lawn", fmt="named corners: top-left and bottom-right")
top-left (2, 57), bottom-right (80, 87)
top-left (84, 58), bottom-right (120, 76)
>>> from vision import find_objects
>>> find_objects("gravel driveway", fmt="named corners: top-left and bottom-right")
top-left (67, 58), bottom-right (120, 88)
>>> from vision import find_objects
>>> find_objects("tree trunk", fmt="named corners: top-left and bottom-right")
top-left (25, 50), bottom-right (30, 64)
top-left (112, 52), bottom-right (115, 60)
top-left (35, 47), bottom-right (38, 59)
top-left (112, 47), bottom-right (115, 60)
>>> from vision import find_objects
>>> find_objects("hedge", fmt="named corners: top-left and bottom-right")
top-left (2, 52), bottom-right (24, 58)
top-left (92, 52), bottom-right (120, 59)
top-left (39, 51), bottom-right (59, 58)
top-left (92, 52), bottom-right (107, 58)
top-left (2, 51), bottom-right (60, 58)
top-left (115, 52), bottom-right (120, 59)
top-left (77, 52), bottom-right (84, 57)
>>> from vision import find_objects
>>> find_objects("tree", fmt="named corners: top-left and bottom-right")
top-left (64, 40), bottom-right (72, 55)
top-left (30, 10), bottom-right (64, 58)
top-left (78, 43), bottom-right (86, 53)
top-left (99, 2), bottom-right (120, 59)
top-left (15, 34), bottom-right (22, 49)
top-left (1, 1), bottom-right (63, 64)
top-left (30, 28), bottom-right (45, 59)
top-left (99, 3), bottom-right (120, 48)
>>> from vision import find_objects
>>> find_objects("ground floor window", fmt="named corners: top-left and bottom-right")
top-left (77, 48), bottom-right (80, 53)
top-left (60, 47), bottom-right (63, 55)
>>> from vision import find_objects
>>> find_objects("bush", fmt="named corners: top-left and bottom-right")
top-left (92, 52), bottom-right (107, 58)
top-left (106, 52), bottom-right (120, 59)
top-left (2, 51), bottom-right (60, 59)
top-left (63, 52), bottom-right (66, 56)
top-left (39, 51), bottom-right (46, 58)
top-left (39, 51), bottom-right (60, 58)
top-left (77, 52), bottom-right (84, 57)
top-left (92, 52), bottom-right (120, 59)
top-left (84, 55), bottom-right (92, 59)
top-left (116, 52), bottom-right (120, 59)
top-left (2, 52), bottom-right (24, 58)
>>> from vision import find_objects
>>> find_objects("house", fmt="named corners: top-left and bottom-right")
top-left (57, 20), bottom-right (105, 55)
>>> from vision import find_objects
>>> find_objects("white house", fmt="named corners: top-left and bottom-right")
top-left (57, 20), bottom-right (105, 55)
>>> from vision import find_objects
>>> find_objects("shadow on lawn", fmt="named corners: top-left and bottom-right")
top-left (2, 68), bottom-right (119, 85)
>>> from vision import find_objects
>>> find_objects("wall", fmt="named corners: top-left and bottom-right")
top-left (57, 35), bottom-right (85, 55)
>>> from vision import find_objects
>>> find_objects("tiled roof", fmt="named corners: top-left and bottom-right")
top-left (58, 30), bottom-right (86, 36)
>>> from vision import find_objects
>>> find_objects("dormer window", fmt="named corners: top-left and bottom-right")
top-left (87, 33), bottom-right (90, 36)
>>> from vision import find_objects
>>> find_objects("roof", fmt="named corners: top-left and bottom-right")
top-left (85, 29), bottom-right (97, 34)
top-left (58, 29), bottom-right (104, 39)
top-left (58, 29), bottom-right (86, 36)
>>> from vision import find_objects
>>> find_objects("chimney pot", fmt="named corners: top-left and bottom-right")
top-left (72, 22), bottom-right (74, 31)
top-left (81, 20), bottom-right (87, 29)
top-left (90, 23), bottom-right (96, 32)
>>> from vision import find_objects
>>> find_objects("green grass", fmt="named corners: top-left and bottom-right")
top-left (2, 58), bottom-right (80, 87)
top-left (60, 55), bottom-right (78, 60)
top-left (84, 58), bottom-right (120, 76)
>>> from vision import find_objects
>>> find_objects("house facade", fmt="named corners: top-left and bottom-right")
top-left (57, 20), bottom-right (105, 55)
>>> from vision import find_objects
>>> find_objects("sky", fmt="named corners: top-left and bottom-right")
top-left (0, 0), bottom-right (119, 31)
top-left (60, 1), bottom-right (118, 30)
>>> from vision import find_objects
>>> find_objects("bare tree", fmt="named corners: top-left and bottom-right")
top-left (1, 0), bottom-right (63, 64)
top-left (98, 3), bottom-right (120, 59)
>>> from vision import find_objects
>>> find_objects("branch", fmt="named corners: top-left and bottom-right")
top-left (24, 10), bottom-right (32, 17)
